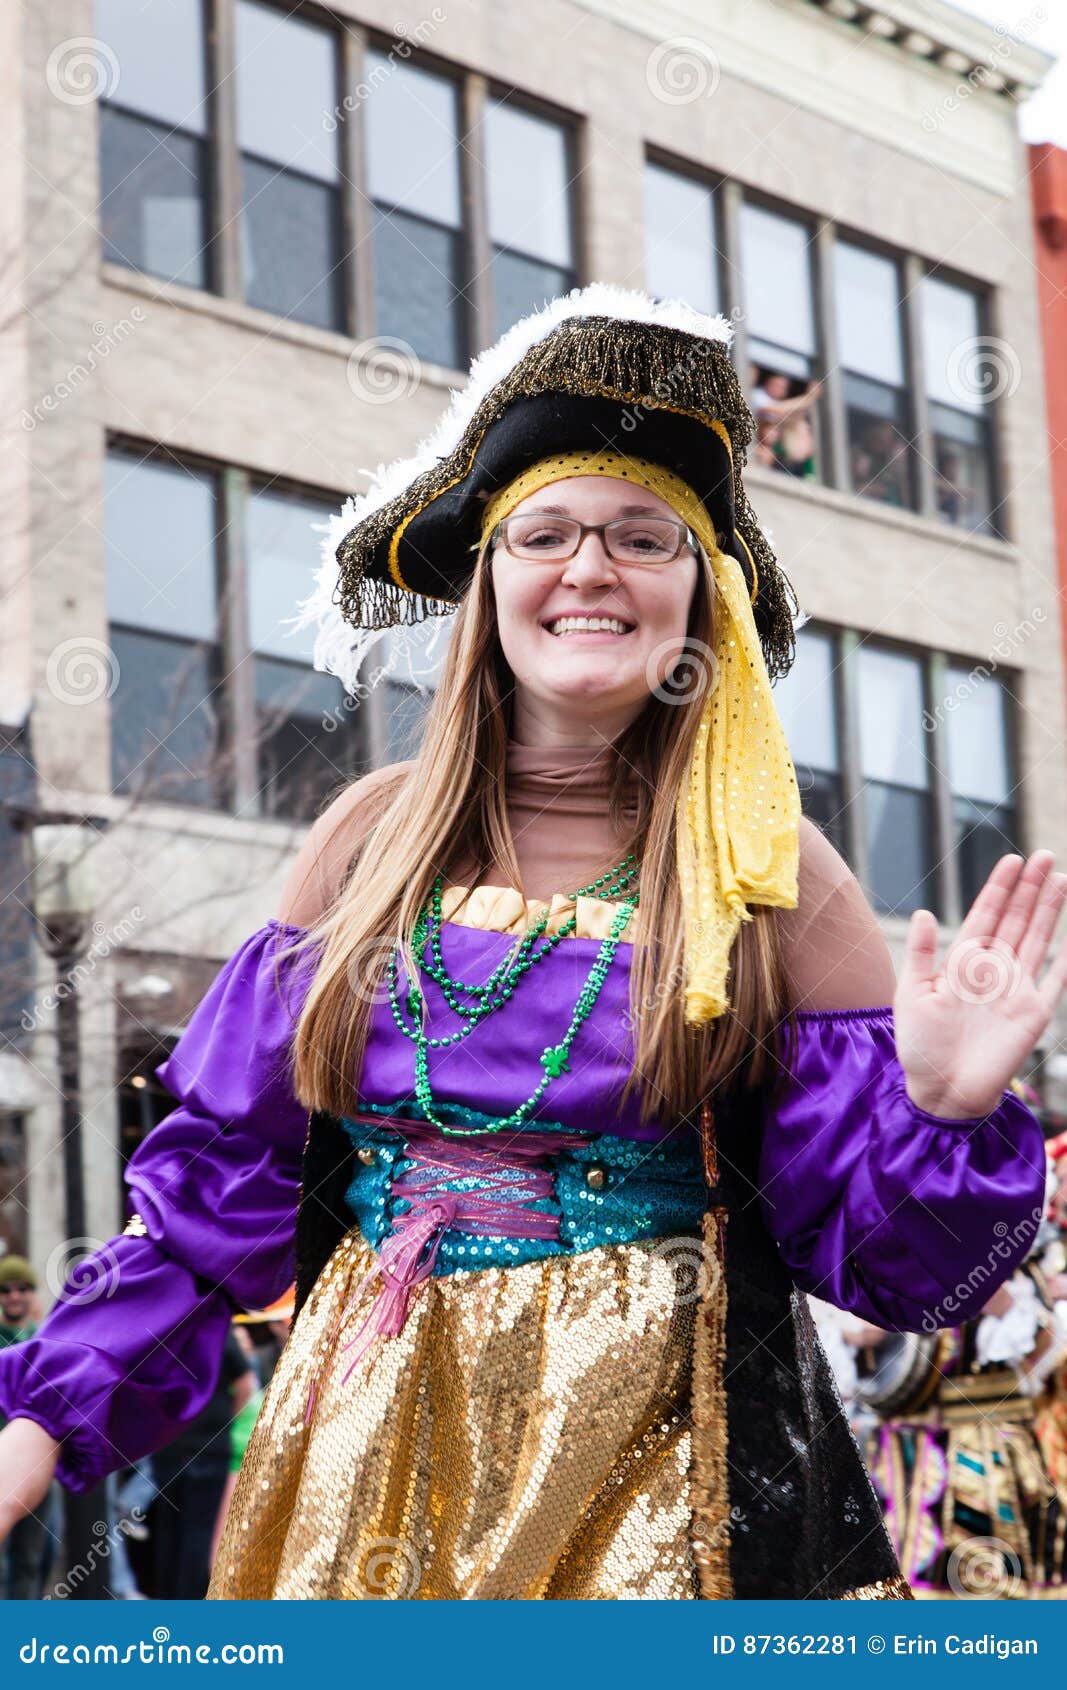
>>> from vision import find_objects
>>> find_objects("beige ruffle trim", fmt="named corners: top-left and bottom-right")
top-left (438, 883), bottom-right (641, 943)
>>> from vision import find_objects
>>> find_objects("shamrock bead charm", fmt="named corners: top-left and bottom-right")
top-left (541, 1044), bottom-right (571, 1079)
top-left (388, 850), bottom-right (640, 1135)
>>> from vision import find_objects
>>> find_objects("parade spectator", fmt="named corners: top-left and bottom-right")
top-left (149, 1326), bottom-right (256, 1599)
top-left (850, 417), bottom-right (909, 508)
top-left (749, 366), bottom-right (823, 479)
top-left (935, 446), bottom-right (973, 527)
top-left (209, 1323), bottom-right (266, 1570)
top-left (0, 1257), bottom-right (54, 1600)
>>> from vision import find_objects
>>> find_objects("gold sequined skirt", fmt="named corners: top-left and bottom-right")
top-left (208, 1218), bottom-right (911, 1600)
top-left (209, 1221), bottom-right (711, 1599)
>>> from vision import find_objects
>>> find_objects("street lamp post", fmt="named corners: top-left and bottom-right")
top-left (14, 810), bottom-right (111, 1599)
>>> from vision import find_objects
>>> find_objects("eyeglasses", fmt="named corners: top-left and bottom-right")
top-left (493, 514), bottom-right (696, 565)
top-left (0, 1283), bottom-right (31, 1295)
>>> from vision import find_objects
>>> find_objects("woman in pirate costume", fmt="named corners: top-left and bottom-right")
top-left (0, 286), bottom-right (1062, 1601)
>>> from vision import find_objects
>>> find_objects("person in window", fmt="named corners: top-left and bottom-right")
top-left (851, 418), bottom-right (909, 508)
top-left (935, 446), bottom-right (973, 527)
top-left (748, 366), bottom-right (823, 479)
top-left (0, 287), bottom-right (1059, 1601)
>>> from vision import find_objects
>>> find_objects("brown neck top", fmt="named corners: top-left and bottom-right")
top-left (446, 738), bottom-right (640, 905)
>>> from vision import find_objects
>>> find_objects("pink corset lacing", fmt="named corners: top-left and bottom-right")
top-left (304, 1115), bottom-right (590, 1425)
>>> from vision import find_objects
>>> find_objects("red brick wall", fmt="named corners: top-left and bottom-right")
top-left (1032, 141), bottom-right (1067, 695)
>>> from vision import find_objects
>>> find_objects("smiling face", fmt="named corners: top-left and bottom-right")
top-left (489, 475), bottom-right (701, 744)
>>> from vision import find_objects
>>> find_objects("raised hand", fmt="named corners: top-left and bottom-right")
top-left (894, 851), bottom-right (1067, 1120)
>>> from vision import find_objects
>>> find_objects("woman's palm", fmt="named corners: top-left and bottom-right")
top-left (894, 851), bottom-right (1067, 1119)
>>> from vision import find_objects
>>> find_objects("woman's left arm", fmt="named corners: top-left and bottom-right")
top-left (758, 823), bottom-right (1063, 1332)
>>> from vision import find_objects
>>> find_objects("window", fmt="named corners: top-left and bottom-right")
top-left (771, 628), bottom-right (846, 856)
top-left (943, 670), bottom-right (1018, 910)
top-left (364, 53), bottom-right (467, 369)
top-left (246, 486), bottom-right (368, 819)
top-left (771, 629), bottom-right (1022, 923)
top-left (96, 0), bottom-right (210, 287)
top-left (857, 646), bottom-right (937, 917)
top-left (485, 101), bottom-right (577, 339)
top-left (920, 276), bottom-right (996, 536)
top-left (105, 450), bottom-right (224, 807)
top-left (834, 243), bottom-right (914, 512)
top-left (105, 446), bottom-right (374, 818)
top-left (234, 0), bottom-right (343, 329)
top-left (644, 160), bottom-right (1008, 529)
top-left (740, 204), bottom-right (823, 483)
top-left (95, 16), bottom-right (584, 363)
top-left (644, 163), bottom-right (718, 314)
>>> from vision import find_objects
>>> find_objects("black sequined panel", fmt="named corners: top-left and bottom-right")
top-left (294, 1109), bottom-right (356, 1317)
top-left (716, 1092), bottom-right (904, 1598)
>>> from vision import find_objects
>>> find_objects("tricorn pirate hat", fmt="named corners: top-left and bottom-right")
top-left (290, 284), bottom-right (798, 693)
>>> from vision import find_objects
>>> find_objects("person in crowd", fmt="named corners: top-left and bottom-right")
top-left (0, 1257), bottom-right (53, 1600)
top-left (851, 417), bottom-right (909, 507)
top-left (209, 1321), bottom-right (267, 1571)
top-left (149, 1324), bottom-right (257, 1600)
top-left (935, 446), bottom-right (973, 527)
top-left (864, 1126), bottom-right (1067, 1599)
top-left (748, 366), bottom-right (823, 479)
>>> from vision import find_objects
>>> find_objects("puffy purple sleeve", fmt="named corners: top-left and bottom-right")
top-left (758, 1006), bottom-right (1049, 1333)
top-left (0, 919), bottom-right (318, 1493)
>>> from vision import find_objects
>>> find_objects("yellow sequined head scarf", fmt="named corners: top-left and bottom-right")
top-left (480, 449), bottom-right (801, 1025)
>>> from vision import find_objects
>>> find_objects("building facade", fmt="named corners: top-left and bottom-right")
top-left (0, 0), bottom-right (1061, 1269)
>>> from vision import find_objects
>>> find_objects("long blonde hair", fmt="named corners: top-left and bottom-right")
top-left (283, 536), bottom-right (793, 1130)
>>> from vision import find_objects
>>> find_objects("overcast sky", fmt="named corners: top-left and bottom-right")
top-left (948, 0), bottom-right (1067, 143)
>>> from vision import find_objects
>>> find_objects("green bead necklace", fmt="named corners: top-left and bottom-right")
top-left (387, 851), bottom-right (640, 1136)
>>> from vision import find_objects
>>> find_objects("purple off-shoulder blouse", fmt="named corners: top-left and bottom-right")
top-left (0, 917), bottom-right (1048, 1493)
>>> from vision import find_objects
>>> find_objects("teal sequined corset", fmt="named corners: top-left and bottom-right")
top-left (339, 1099), bottom-right (706, 1275)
